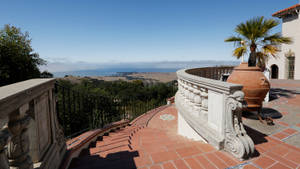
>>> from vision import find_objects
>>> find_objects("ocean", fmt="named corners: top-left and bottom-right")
top-left (53, 68), bottom-right (179, 77)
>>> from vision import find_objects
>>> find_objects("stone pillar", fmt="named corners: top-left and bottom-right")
top-left (7, 103), bottom-right (33, 169)
top-left (0, 128), bottom-right (10, 169)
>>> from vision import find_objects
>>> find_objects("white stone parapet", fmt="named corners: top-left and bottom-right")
top-left (0, 79), bottom-right (66, 169)
top-left (175, 69), bottom-right (255, 160)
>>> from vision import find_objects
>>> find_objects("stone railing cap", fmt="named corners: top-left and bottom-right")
top-left (0, 78), bottom-right (55, 101)
top-left (177, 69), bottom-right (242, 92)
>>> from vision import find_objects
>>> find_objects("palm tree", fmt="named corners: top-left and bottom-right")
top-left (225, 16), bottom-right (292, 69)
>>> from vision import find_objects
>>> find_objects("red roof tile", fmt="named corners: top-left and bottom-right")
top-left (272, 4), bottom-right (300, 17)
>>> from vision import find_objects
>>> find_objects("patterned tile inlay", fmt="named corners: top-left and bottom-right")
top-left (159, 114), bottom-right (175, 121)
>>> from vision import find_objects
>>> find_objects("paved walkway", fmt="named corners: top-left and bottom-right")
top-left (244, 79), bottom-right (300, 148)
top-left (68, 80), bottom-right (300, 169)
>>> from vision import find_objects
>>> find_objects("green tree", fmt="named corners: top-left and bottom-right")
top-left (0, 24), bottom-right (46, 86)
top-left (40, 71), bottom-right (53, 78)
top-left (225, 16), bottom-right (292, 69)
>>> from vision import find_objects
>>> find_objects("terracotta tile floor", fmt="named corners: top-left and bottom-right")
top-left (68, 105), bottom-right (300, 169)
top-left (68, 80), bottom-right (300, 169)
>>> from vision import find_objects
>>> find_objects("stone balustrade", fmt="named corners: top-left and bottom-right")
top-left (186, 66), bottom-right (234, 80)
top-left (0, 79), bottom-right (66, 169)
top-left (175, 68), bottom-right (255, 160)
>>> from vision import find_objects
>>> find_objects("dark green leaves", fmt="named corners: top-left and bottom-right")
top-left (0, 24), bottom-right (46, 86)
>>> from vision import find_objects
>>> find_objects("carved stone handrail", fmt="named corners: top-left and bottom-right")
top-left (175, 68), bottom-right (254, 160)
top-left (0, 79), bottom-right (66, 169)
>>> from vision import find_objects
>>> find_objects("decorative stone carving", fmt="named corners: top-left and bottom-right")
top-left (224, 91), bottom-right (254, 160)
top-left (7, 104), bottom-right (33, 169)
top-left (0, 128), bottom-right (10, 169)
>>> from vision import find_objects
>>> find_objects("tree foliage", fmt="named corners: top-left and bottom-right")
top-left (225, 16), bottom-right (292, 68)
top-left (0, 24), bottom-right (46, 86)
top-left (55, 78), bottom-right (177, 137)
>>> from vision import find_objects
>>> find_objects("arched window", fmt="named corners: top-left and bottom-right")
top-left (271, 64), bottom-right (279, 79)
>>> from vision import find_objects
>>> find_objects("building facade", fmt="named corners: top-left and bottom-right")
top-left (267, 3), bottom-right (300, 79)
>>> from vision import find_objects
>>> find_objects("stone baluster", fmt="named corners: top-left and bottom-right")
top-left (7, 103), bottom-right (33, 169)
top-left (187, 83), bottom-right (193, 108)
top-left (193, 84), bottom-right (201, 116)
top-left (179, 80), bottom-right (184, 96)
top-left (184, 82), bottom-right (189, 104)
top-left (200, 88), bottom-right (208, 119)
top-left (188, 83), bottom-right (195, 113)
top-left (0, 128), bottom-right (10, 169)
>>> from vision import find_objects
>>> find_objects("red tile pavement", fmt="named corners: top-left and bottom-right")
top-left (68, 103), bottom-right (300, 169)
top-left (268, 162), bottom-right (290, 169)
top-left (195, 155), bottom-right (217, 169)
top-left (265, 151), bottom-right (298, 169)
top-left (184, 157), bottom-right (204, 169)
top-left (173, 159), bottom-right (189, 169)
top-left (243, 164), bottom-right (259, 169)
top-left (253, 156), bottom-right (276, 168)
top-left (272, 132), bottom-right (289, 140)
top-left (282, 128), bottom-right (298, 135)
top-left (275, 120), bottom-right (289, 127)
top-left (162, 162), bottom-right (176, 169)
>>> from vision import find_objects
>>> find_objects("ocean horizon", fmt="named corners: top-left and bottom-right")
top-left (50, 60), bottom-right (240, 77)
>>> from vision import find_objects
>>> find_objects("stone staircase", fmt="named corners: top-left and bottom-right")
top-left (68, 106), bottom-right (168, 169)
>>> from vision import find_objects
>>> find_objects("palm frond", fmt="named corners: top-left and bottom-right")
top-left (233, 46), bottom-right (247, 59)
top-left (262, 33), bottom-right (292, 44)
top-left (224, 36), bottom-right (243, 42)
top-left (262, 45), bottom-right (280, 58)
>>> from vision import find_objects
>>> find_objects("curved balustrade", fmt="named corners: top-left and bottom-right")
top-left (175, 67), bottom-right (255, 160)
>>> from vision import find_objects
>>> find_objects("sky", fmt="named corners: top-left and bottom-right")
top-left (0, 0), bottom-right (298, 72)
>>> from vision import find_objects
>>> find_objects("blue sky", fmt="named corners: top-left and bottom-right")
top-left (0, 0), bottom-right (298, 68)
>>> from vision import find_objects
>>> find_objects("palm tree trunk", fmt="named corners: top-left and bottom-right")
top-left (248, 44), bottom-right (257, 66)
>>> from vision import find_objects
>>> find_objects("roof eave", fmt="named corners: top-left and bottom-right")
top-left (272, 4), bottom-right (300, 18)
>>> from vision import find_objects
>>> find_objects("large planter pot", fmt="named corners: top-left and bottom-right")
top-left (227, 62), bottom-right (270, 111)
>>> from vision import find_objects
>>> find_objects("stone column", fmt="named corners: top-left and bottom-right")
top-left (7, 103), bottom-right (33, 169)
top-left (0, 128), bottom-right (10, 169)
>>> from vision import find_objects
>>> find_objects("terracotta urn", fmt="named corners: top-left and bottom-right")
top-left (227, 62), bottom-right (270, 110)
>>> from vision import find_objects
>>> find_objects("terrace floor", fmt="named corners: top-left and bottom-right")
top-left (69, 79), bottom-right (300, 169)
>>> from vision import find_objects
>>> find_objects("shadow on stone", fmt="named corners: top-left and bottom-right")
top-left (269, 88), bottom-right (300, 101)
top-left (69, 150), bottom-right (139, 169)
top-left (244, 125), bottom-right (268, 157)
top-left (243, 108), bottom-right (282, 120)
top-left (244, 125), bottom-right (268, 145)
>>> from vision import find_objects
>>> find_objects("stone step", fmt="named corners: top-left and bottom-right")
top-left (90, 140), bottom-right (130, 155)
top-left (96, 139), bottom-right (130, 147)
